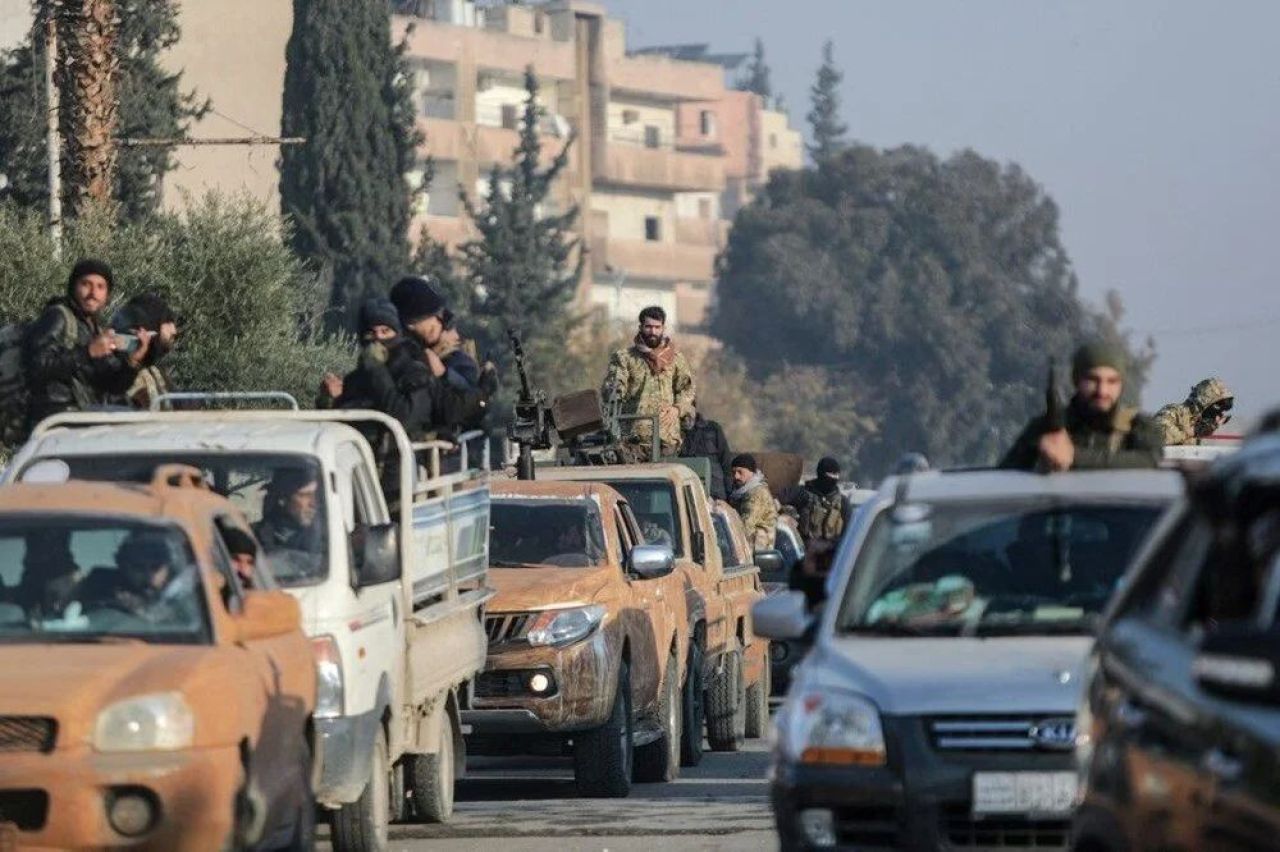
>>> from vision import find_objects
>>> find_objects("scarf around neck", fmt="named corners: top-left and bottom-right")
top-left (731, 471), bottom-right (766, 502)
top-left (633, 334), bottom-right (678, 376)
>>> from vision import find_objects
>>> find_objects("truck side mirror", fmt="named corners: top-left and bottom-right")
top-left (752, 591), bottom-right (811, 641)
top-left (629, 544), bottom-right (675, 579)
top-left (754, 549), bottom-right (785, 579)
top-left (354, 523), bottom-right (399, 588)
top-left (1194, 622), bottom-right (1280, 706)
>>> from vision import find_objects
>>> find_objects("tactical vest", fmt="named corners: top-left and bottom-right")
top-left (800, 490), bottom-right (845, 543)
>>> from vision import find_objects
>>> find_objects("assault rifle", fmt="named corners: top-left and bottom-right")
top-left (1045, 358), bottom-right (1064, 432)
top-left (507, 331), bottom-right (552, 480)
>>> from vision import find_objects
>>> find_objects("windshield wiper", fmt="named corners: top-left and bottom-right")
top-left (841, 622), bottom-right (935, 637)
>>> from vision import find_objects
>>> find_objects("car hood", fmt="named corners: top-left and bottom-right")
top-left (488, 564), bottom-right (614, 612)
top-left (804, 635), bottom-right (1093, 716)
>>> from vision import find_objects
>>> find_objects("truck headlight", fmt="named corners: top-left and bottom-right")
top-left (526, 606), bottom-right (606, 647)
top-left (781, 690), bottom-right (886, 767)
top-left (94, 692), bottom-right (194, 752)
top-left (312, 635), bottom-right (345, 719)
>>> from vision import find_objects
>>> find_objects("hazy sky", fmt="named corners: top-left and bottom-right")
top-left (606, 0), bottom-right (1280, 425)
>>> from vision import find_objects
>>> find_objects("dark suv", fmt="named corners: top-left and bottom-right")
top-left (1074, 431), bottom-right (1280, 852)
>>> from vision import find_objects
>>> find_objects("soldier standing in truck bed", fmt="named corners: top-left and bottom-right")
top-left (1153, 377), bottom-right (1234, 445)
top-left (602, 306), bottom-right (696, 462)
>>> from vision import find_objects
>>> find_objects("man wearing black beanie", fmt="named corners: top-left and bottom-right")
top-left (1002, 341), bottom-right (1161, 471)
top-left (24, 257), bottom-right (143, 428)
top-left (782, 456), bottom-right (852, 545)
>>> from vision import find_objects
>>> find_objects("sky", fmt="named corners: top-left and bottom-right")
top-left (605, 0), bottom-right (1280, 426)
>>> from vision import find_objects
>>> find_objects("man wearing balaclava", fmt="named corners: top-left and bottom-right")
top-left (783, 456), bottom-right (852, 545)
top-left (1001, 341), bottom-right (1162, 471)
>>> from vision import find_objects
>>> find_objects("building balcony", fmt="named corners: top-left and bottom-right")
top-left (394, 15), bottom-right (576, 80)
top-left (589, 236), bottom-right (717, 284)
top-left (595, 143), bottom-right (723, 193)
top-left (417, 116), bottom-right (577, 169)
top-left (608, 54), bottom-right (724, 103)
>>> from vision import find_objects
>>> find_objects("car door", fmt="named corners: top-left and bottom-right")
top-left (683, 482), bottom-right (728, 655)
top-left (615, 502), bottom-right (662, 715)
top-left (1092, 510), bottom-right (1218, 851)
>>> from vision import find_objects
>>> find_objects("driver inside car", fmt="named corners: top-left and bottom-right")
top-left (80, 532), bottom-right (190, 620)
top-left (254, 468), bottom-right (324, 557)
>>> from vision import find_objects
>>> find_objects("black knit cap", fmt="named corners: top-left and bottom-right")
top-left (221, 527), bottom-right (257, 557)
top-left (67, 258), bottom-right (114, 295)
top-left (731, 453), bottom-right (758, 472)
top-left (817, 456), bottom-right (841, 478)
top-left (358, 296), bottom-right (402, 335)
top-left (390, 276), bottom-right (445, 324)
top-left (112, 292), bottom-right (176, 334)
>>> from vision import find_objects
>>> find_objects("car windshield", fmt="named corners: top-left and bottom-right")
top-left (603, 480), bottom-right (683, 555)
top-left (836, 499), bottom-right (1165, 637)
top-left (33, 453), bottom-right (329, 588)
top-left (0, 516), bottom-right (209, 644)
top-left (490, 500), bottom-right (607, 568)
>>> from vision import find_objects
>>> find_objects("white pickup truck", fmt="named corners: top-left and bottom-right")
top-left (5, 403), bottom-right (492, 852)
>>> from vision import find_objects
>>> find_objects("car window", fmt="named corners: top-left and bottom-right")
top-left (0, 516), bottom-right (210, 645)
top-left (490, 499), bottom-right (607, 568)
top-left (776, 527), bottom-right (801, 567)
top-left (712, 512), bottom-right (737, 568)
top-left (614, 507), bottom-right (635, 565)
top-left (683, 484), bottom-right (704, 566)
top-left (604, 480), bottom-right (682, 554)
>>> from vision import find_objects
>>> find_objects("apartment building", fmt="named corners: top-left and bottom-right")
top-left (395, 0), bottom-right (803, 332)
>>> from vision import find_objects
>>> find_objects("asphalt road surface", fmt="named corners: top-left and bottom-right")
top-left (319, 733), bottom-right (777, 851)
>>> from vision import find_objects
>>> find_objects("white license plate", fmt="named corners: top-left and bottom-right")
top-left (972, 771), bottom-right (1078, 816)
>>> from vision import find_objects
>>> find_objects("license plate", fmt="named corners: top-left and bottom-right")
top-left (972, 771), bottom-right (1078, 816)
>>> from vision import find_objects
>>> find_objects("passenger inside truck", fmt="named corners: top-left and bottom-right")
top-left (490, 500), bottom-right (607, 568)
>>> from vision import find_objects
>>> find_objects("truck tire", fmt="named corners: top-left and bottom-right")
top-left (745, 657), bottom-right (770, 739)
top-left (574, 661), bottom-right (633, 798)
top-left (633, 654), bottom-right (681, 783)
top-left (706, 649), bottom-right (745, 752)
top-left (409, 714), bottom-right (455, 823)
top-left (330, 726), bottom-right (390, 852)
top-left (680, 641), bottom-right (705, 767)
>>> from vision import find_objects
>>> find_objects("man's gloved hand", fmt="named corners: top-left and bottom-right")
top-left (360, 342), bottom-right (389, 368)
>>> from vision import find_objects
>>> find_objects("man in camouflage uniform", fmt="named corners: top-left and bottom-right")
top-left (729, 453), bottom-right (778, 550)
top-left (1002, 341), bottom-right (1162, 471)
top-left (1153, 378), bottom-right (1234, 445)
top-left (602, 306), bottom-right (696, 462)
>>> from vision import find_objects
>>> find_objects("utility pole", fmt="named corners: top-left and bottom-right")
top-left (42, 0), bottom-right (62, 256)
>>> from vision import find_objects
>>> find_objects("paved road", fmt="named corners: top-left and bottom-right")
top-left (320, 734), bottom-right (777, 851)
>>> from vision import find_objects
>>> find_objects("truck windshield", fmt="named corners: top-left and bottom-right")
top-left (40, 453), bottom-right (329, 588)
top-left (0, 516), bottom-right (210, 645)
top-left (836, 499), bottom-right (1164, 637)
top-left (490, 500), bottom-right (607, 568)
top-left (601, 480), bottom-right (684, 555)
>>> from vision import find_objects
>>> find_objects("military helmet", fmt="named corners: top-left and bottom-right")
top-left (1186, 377), bottom-right (1233, 414)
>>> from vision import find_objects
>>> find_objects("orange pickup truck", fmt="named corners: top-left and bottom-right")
top-left (0, 469), bottom-right (315, 851)
top-left (465, 481), bottom-right (687, 797)
top-left (541, 463), bottom-right (768, 763)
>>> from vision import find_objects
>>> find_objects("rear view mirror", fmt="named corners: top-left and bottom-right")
top-left (1193, 623), bottom-right (1280, 706)
top-left (354, 523), bottom-right (399, 588)
top-left (629, 544), bottom-right (675, 580)
top-left (752, 591), bottom-right (812, 641)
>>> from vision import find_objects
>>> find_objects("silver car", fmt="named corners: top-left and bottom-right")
top-left (755, 469), bottom-right (1181, 851)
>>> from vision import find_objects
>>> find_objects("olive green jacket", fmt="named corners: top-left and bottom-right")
top-left (1001, 400), bottom-right (1162, 471)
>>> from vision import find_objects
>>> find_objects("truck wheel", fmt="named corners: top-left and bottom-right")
top-left (706, 649), bottom-right (745, 752)
top-left (330, 726), bottom-right (390, 852)
top-left (409, 715), bottom-right (455, 823)
top-left (680, 641), bottom-right (705, 767)
top-left (745, 657), bottom-right (770, 739)
top-left (574, 661), bottom-right (633, 798)
top-left (633, 654), bottom-right (681, 783)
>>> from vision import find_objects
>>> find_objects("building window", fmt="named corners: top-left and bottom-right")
top-left (644, 126), bottom-right (661, 149)
top-left (699, 110), bottom-right (716, 138)
top-left (769, 133), bottom-right (778, 149)
top-left (622, 109), bottom-right (640, 125)
top-left (501, 104), bottom-right (520, 131)
top-left (698, 198), bottom-right (712, 220)
top-left (644, 216), bottom-right (662, 242)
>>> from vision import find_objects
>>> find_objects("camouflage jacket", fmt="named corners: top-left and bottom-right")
top-left (1001, 399), bottom-right (1162, 471)
top-left (730, 474), bottom-right (778, 550)
top-left (1153, 378), bottom-right (1233, 445)
top-left (602, 340), bottom-right (696, 456)
top-left (123, 365), bottom-right (172, 411)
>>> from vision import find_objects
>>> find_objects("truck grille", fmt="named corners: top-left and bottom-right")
top-left (942, 805), bottom-right (1069, 849)
top-left (0, 717), bottom-right (55, 753)
top-left (928, 715), bottom-right (1075, 752)
top-left (0, 789), bottom-right (50, 831)
top-left (485, 613), bottom-right (533, 644)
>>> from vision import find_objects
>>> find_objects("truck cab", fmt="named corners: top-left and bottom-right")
top-left (7, 409), bottom-right (492, 852)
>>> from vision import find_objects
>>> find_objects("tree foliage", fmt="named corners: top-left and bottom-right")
top-left (713, 144), bottom-right (1151, 479)
top-left (0, 0), bottom-right (209, 219)
top-left (806, 40), bottom-right (847, 162)
top-left (279, 0), bottom-right (419, 328)
top-left (455, 67), bottom-right (582, 404)
top-left (0, 195), bottom-right (352, 426)
top-left (735, 38), bottom-right (772, 100)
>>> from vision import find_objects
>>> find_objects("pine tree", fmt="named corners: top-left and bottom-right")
top-left (735, 37), bottom-right (772, 100)
top-left (806, 40), bottom-right (848, 162)
top-left (457, 67), bottom-right (581, 389)
top-left (279, 0), bottom-right (420, 328)
top-left (0, 0), bottom-right (208, 219)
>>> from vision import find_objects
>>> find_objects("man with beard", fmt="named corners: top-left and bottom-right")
top-left (602, 306), bottom-right (696, 461)
top-left (1001, 341), bottom-right (1162, 471)
top-left (729, 453), bottom-right (778, 550)
top-left (112, 293), bottom-right (179, 410)
top-left (254, 468), bottom-right (325, 583)
top-left (24, 258), bottom-right (147, 428)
